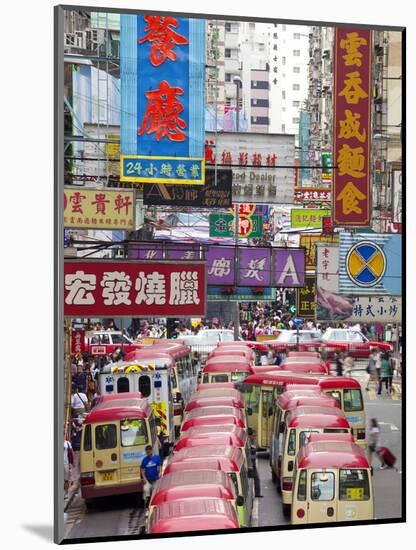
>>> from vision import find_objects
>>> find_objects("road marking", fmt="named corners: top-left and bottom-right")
top-left (367, 390), bottom-right (377, 400)
top-left (252, 497), bottom-right (259, 527)
top-left (378, 421), bottom-right (400, 431)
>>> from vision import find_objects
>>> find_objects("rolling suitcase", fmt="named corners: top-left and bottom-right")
top-left (377, 447), bottom-right (396, 468)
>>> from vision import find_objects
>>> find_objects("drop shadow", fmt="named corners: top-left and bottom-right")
top-left (21, 524), bottom-right (53, 542)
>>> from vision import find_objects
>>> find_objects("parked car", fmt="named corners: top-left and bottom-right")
top-left (85, 331), bottom-right (143, 357)
top-left (267, 330), bottom-right (322, 352)
top-left (321, 328), bottom-right (392, 358)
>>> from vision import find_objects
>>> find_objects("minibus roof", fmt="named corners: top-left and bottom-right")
top-left (175, 433), bottom-right (245, 452)
top-left (297, 441), bottom-right (369, 469)
top-left (197, 382), bottom-right (237, 390)
top-left (123, 349), bottom-right (174, 364)
top-left (205, 355), bottom-right (252, 365)
top-left (283, 356), bottom-right (324, 364)
top-left (242, 372), bottom-right (320, 387)
top-left (318, 377), bottom-right (361, 390)
top-left (149, 498), bottom-right (239, 533)
top-left (307, 433), bottom-right (355, 444)
top-left (181, 425), bottom-right (247, 440)
top-left (209, 348), bottom-right (254, 357)
top-left (150, 470), bottom-right (235, 506)
top-left (202, 362), bottom-right (253, 373)
top-left (164, 458), bottom-right (238, 475)
top-left (181, 416), bottom-right (245, 431)
top-left (286, 406), bottom-right (350, 429)
top-left (192, 389), bottom-right (242, 401)
top-left (169, 445), bottom-right (245, 469)
top-left (279, 363), bottom-right (328, 374)
top-left (151, 343), bottom-right (191, 358)
top-left (217, 341), bottom-right (269, 351)
top-left (185, 406), bottom-right (244, 419)
top-left (277, 393), bottom-right (339, 410)
top-left (185, 396), bottom-right (244, 411)
top-left (84, 397), bottom-right (152, 424)
top-left (98, 392), bottom-right (143, 403)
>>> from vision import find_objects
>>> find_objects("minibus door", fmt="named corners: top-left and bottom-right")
top-left (260, 388), bottom-right (274, 449)
top-left (307, 470), bottom-right (337, 523)
top-left (93, 422), bottom-right (120, 487)
top-left (119, 419), bottom-right (148, 485)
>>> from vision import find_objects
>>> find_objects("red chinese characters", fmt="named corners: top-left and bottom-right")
top-left (138, 80), bottom-right (186, 142)
top-left (138, 15), bottom-right (188, 67)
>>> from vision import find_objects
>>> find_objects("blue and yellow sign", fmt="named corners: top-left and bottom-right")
top-left (346, 241), bottom-right (386, 287)
top-left (120, 15), bottom-right (205, 184)
top-left (339, 233), bottom-right (401, 296)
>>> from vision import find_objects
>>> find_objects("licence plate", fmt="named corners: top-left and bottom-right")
top-left (101, 471), bottom-right (114, 481)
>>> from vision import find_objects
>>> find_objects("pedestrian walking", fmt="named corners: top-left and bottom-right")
top-left (378, 352), bottom-right (391, 395)
top-left (248, 428), bottom-right (263, 498)
top-left (367, 418), bottom-right (385, 471)
top-left (71, 386), bottom-right (89, 417)
top-left (140, 445), bottom-right (162, 507)
top-left (366, 349), bottom-right (378, 391)
top-left (335, 351), bottom-right (344, 376)
top-left (64, 437), bottom-right (74, 499)
top-left (343, 353), bottom-right (354, 376)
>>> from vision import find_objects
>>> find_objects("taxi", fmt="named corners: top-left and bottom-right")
top-left (291, 438), bottom-right (374, 524)
top-left (164, 445), bottom-right (253, 527)
top-left (318, 377), bottom-right (366, 445)
top-left (147, 498), bottom-right (240, 533)
top-left (270, 390), bottom-right (340, 486)
top-left (280, 405), bottom-right (352, 516)
top-left (79, 395), bottom-right (158, 507)
top-left (147, 470), bottom-right (239, 528)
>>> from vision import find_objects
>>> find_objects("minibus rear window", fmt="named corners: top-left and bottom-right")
top-left (339, 469), bottom-right (370, 501)
top-left (311, 472), bottom-right (335, 501)
top-left (83, 424), bottom-right (92, 452)
top-left (212, 374), bottom-right (230, 383)
top-left (95, 424), bottom-right (117, 450)
top-left (343, 389), bottom-right (363, 412)
top-left (120, 419), bottom-right (148, 447)
top-left (288, 429), bottom-right (296, 456)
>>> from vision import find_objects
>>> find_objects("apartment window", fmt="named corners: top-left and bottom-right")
top-left (282, 90), bottom-right (286, 99)
top-left (282, 56), bottom-right (286, 65)
top-left (225, 22), bottom-right (231, 32)
top-left (249, 22), bottom-right (255, 30)
top-left (258, 43), bottom-right (265, 51)
top-left (282, 123), bottom-right (286, 132)
top-left (252, 98), bottom-right (257, 105)
top-left (251, 80), bottom-right (269, 90)
top-left (225, 73), bottom-right (232, 82)
top-left (251, 98), bottom-right (269, 108)
top-left (293, 49), bottom-right (300, 56)
top-left (293, 67), bottom-right (301, 74)
top-left (225, 48), bottom-right (231, 58)
top-left (251, 116), bottom-right (269, 125)
top-left (282, 25), bottom-right (286, 31)
top-left (293, 33), bottom-right (300, 39)
top-left (293, 100), bottom-right (300, 107)
top-left (273, 33), bottom-right (278, 39)
top-left (293, 83), bottom-right (300, 90)
top-left (293, 117), bottom-right (300, 124)
top-left (273, 44), bottom-right (277, 51)
top-left (282, 107), bottom-right (286, 112)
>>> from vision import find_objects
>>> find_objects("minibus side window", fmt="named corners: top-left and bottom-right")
top-left (120, 419), bottom-right (148, 447)
top-left (297, 469), bottom-right (307, 501)
top-left (339, 469), bottom-right (370, 501)
top-left (343, 389), bottom-right (363, 412)
top-left (245, 385), bottom-right (260, 413)
top-left (95, 424), bottom-right (117, 450)
top-left (311, 472), bottom-right (335, 501)
top-left (299, 430), bottom-right (319, 448)
top-left (327, 390), bottom-right (341, 404)
top-left (288, 429), bottom-right (296, 456)
top-left (202, 373), bottom-right (209, 383)
top-left (83, 424), bottom-right (92, 451)
top-left (213, 374), bottom-right (229, 383)
top-left (240, 466), bottom-right (249, 500)
top-left (231, 372), bottom-right (247, 383)
top-left (117, 377), bottom-right (130, 393)
top-left (138, 375), bottom-right (151, 398)
top-left (148, 415), bottom-right (158, 445)
top-left (323, 428), bottom-right (349, 433)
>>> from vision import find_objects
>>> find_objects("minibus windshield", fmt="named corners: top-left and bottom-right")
top-left (120, 419), bottom-right (148, 446)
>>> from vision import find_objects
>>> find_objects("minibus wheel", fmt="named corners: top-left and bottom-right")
top-left (282, 503), bottom-right (291, 517)
top-left (85, 499), bottom-right (95, 510)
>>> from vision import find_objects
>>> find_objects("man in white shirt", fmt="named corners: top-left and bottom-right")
top-left (71, 386), bottom-right (89, 416)
top-left (64, 438), bottom-right (73, 498)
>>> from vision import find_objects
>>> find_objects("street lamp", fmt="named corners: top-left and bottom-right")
top-left (233, 76), bottom-right (242, 132)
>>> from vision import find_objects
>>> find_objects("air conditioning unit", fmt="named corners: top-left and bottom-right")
top-left (113, 248), bottom-right (125, 259)
top-left (64, 33), bottom-right (75, 47)
top-left (86, 28), bottom-right (105, 48)
top-left (74, 31), bottom-right (86, 49)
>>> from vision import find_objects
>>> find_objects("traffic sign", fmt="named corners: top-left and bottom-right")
top-left (289, 305), bottom-right (297, 314)
top-left (293, 317), bottom-right (303, 327)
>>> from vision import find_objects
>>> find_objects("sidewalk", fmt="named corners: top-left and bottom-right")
top-left (65, 451), bottom-right (80, 512)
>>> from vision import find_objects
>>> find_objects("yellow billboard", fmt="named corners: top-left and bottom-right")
top-left (64, 188), bottom-right (135, 230)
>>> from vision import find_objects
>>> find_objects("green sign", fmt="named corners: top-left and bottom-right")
top-left (289, 305), bottom-right (297, 314)
top-left (209, 214), bottom-right (234, 237)
top-left (291, 209), bottom-right (332, 229)
top-left (209, 214), bottom-right (263, 238)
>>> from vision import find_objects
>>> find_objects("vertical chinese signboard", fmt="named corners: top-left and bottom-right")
top-left (297, 275), bottom-right (316, 318)
top-left (333, 29), bottom-right (372, 225)
top-left (64, 260), bottom-right (206, 318)
top-left (120, 15), bottom-right (205, 184)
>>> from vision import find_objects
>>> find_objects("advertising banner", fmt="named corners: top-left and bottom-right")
top-left (392, 170), bottom-right (402, 223)
top-left (296, 275), bottom-right (316, 318)
top-left (207, 286), bottom-right (276, 302)
top-left (209, 214), bottom-right (263, 238)
top-left (237, 247), bottom-right (271, 287)
top-left (300, 234), bottom-right (339, 269)
top-left (120, 15), bottom-right (205, 184)
top-left (291, 208), bottom-right (332, 229)
top-left (316, 244), bottom-right (401, 322)
top-left (294, 187), bottom-right (331, 204)
top-left (321, 151), bottom-right (333, 182)
top-left (206, 246), bottom-right (236, 286)
top-left (143, 168), bottom-right (232, 207)
top-left (339, 233), bottom-right (401, 295)
top-left (272, 248), bottom-right (305, 288)
top-left (64, 260), bottom-right (206, 317)
top-left (64, 188), bottom-right (135, 229)
top-left (333, 28), bottom-right (372, 225)
top-left (71, 329), bottom-right (86, 355)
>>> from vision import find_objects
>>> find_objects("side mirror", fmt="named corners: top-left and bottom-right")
top-left (279, 423), bottom-right (285, 434)
top-left (176, 392), bottom-right (182, 402)
top-left (247, 407), bottom-right (253, 416)
top-left (288, 460), bottom-right (294, 472)
top-left (268, 406), bottom-right (274, 417)
top-left (247, 427), bottom-right (254, 436)
top-left (236, 495), bottom-right (244, 507)
top-left (248, 467), bottom-right (255, 479)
